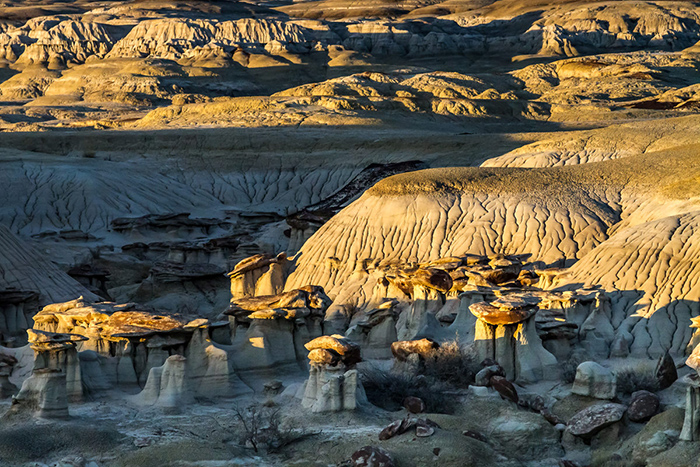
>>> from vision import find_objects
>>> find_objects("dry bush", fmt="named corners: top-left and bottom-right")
top-left (360, 364), bottom-right (454, 413)
top-left (615, 365), bottom-right (660, 395)
top-left (421, 339), bottom-right (481, 387)
top-left (233, 404), bottom-right (315, 453)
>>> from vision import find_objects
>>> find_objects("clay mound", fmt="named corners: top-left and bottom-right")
top-left (0, 225), bottom-right (98, 304)
top-left (285, 145), bottom-right (700, 357)
top-left (558, 210), bottom-right (700, 357)
top-left (107, 18), bottom-right (313, 60)
top-left (483, 115), bottom-right (700, 168)
top-left (0, 17), bottom-right (114, 68)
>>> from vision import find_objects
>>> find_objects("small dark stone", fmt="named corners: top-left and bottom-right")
top-left (415, 419), bottom-right (435, 437)
top-left (655, 352), bottom-right (678, 390)
top-left (627, 390), bottom-right (660, 422)
top-left (351, 446), bottom-right (394, 467)
top-left (432, 447), bottom-right (441, 456)
top-left (541, 408), bottom-right (565, 426)
top-left (462, 430), bottom-right (488, 443)
top-left (530, 395), bottom-right (546, 412)
top-left (379, 420), bottom-right (402, 441)
top-left (403, 396), bottom-right (426, 414)
top-left (558, 460), bottom-right (580, 467)
top-left (481, 358), bottom-right (499, 367)
top-left (490, 375), bottom-right (518, 403)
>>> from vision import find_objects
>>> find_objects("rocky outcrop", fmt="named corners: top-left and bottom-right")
top-left (226, 285), bottom-right (330, 371)
top-left (12, 368), bottom-right (69, 419)
top-left (227, 253), bottom-right (290, 300)
top-left (0, 18), bottom-right (114, 68)
top-left (301, 335), bottom-right (365, 412)
top-left (27, 329), bottom-right (86, 401)
top-left (132, 355), bottom-right (193, 412)
top-left (0, 226), bottom-right (99, 343)
top-left (469, 297), bottom-right (557, 383)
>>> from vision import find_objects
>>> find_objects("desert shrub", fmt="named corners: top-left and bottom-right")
top-left (615, 365), bottom-right (660, 395)
top-left (360, 364), bottom-right (454, 413)
top-left (561, 350), bottom-right (590, 384)
top-left (421, 339), bottom-right (481, 387)
top-left (233, 404), bottom-right (314, 453)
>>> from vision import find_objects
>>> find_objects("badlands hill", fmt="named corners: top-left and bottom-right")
top-left (0, 1), bottom-right (700, 466)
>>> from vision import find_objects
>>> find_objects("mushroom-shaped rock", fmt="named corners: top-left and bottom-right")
top-left (27, 329), bottom-right (87, 401)
top-left (301, 336), bottom-right (365, 412)
top-left (567, 403), bottom-right (627, 438)
top-left (305, 334), bottom-right (361, 367)
top-left (469, 298), bottom-right (538, 326)
top-left (468, 295), bottom-right (556, 383)
top-left (0, 353), bottom-right (18, 398)
top-left (571, 362), bottom-right (617, 400)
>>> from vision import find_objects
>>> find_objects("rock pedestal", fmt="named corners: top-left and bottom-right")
top-left (133, 355), bottom-right (194, 412)
top-left (0, 353), bottom-right (18, 397)
top-left (226, 253), bottom-right (288, 300)
top-left (469, 297), bottom-right (557, 383)
top-left (13, 368), bottom-right (69, 419)
top-left (27, 329), bottom-right (86, 401)
top-left (680, 375), bottom-right (700, 441)
top-left (301, 335), bottom-right (365, 412)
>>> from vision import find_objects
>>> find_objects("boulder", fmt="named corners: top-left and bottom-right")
top-left (351, 446), bottom-right (394, 467)
top-left (403, 396), bottom-right (426, 414)
top-left (571, 362), bottom-right (616, 399)
top-left (490, 375), bottom-right (518, 404)
top-left (567, 403), bottom-right (627, 438)
top-left (475, 365), bottom-right (505, 387)
top-left (390, 338), bottom-right (439, 362)
top-left (656, 351), bottom-right (679, 389)
top-left (628, 390), bottom-right (660, 422)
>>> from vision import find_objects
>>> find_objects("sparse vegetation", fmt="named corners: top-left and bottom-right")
top-left (233, 404), bottom-right (315, 453)
top-left (561, 350), bottom-right (591, 384)
top-left (615, 365), bottom-right (661, 395)
top-left (360, 364), bottom-right (454, 413)
top-left (421, 339), bottom-right (481, 387)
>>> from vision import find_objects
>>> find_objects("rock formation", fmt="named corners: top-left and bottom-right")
top-left (469, 297), bottom-right (557, 383)
top-left (27, 329), bottom-right (86, 401)
top-left (571, 362), bottom-right (617, 400)
top-left (12, 368), bottom-right (69, 419)
top-left (301, 335), bottom-right (365, 412)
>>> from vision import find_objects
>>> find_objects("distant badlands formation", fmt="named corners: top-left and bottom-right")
top-left (0, 0), bottom-right (699, 465)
